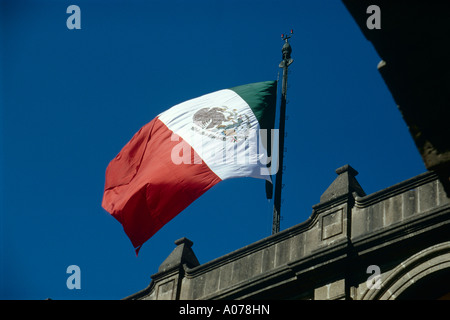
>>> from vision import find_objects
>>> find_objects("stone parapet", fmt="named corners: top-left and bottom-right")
top-left (125, 165), bottom-right (450, 300)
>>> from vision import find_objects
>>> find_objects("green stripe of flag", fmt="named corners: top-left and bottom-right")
top-left (229, 80), bottom-right (277, 130)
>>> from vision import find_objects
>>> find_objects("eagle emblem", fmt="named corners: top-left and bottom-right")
top-left (192, 106), bottom-right (251, 142)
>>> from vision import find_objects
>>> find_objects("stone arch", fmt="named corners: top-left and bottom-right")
top-left (361, 241), bottom-right (450, 300)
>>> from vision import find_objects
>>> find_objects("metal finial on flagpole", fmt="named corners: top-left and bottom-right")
top-left (272, 30), bottom-right (293, 235)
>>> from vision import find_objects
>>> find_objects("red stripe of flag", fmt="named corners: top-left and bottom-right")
top-left (102, 117), bottom-right (221, 255)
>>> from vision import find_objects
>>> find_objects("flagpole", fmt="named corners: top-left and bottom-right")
top-left (272, 31), bottom-right (293, 235)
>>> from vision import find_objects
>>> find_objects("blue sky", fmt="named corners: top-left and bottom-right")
top-left (0, 0), bottom-right (425, 299)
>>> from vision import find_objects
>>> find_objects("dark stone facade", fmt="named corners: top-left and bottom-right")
top-left (342, 0), bottom-right (450, 196)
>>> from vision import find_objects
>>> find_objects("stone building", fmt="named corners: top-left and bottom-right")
top-left (125, 165), bottom-right (450, 300)
top-left (125, 1), bottom-right (450, 300)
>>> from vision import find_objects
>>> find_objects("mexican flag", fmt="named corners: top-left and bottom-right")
top-left (102, 81), bottom-right (277, 254)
